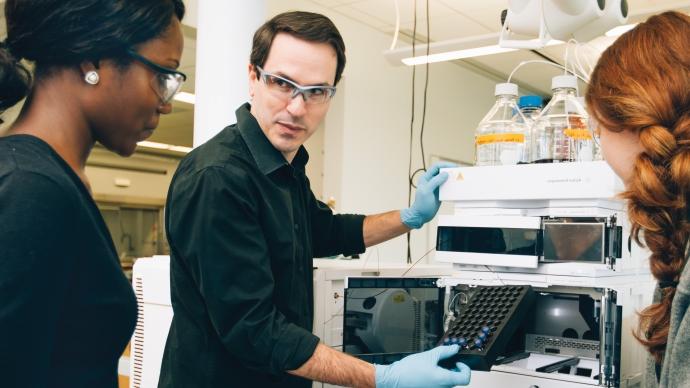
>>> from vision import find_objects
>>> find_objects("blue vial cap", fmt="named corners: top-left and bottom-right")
top-left (443, 337), bottom-right (452, 345)
top-left (481, 326), bottom-right (491, 334)
top-left (450, 337), bottom-right (460, 345)
top-left (518, 95), bottom-right (543, 108)
top-left (458, 337), bottom-right (467, 346)
top-left (478, 332), bottom-right (488, 341)
top-left (474, 338), bottom-right (484, 348)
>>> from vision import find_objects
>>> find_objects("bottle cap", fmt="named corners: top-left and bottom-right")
top-left (552, 75), bottom-right (578, 91)
top-left (495, 82), bottom-right (518, 96)
top-left (518, 95), bottom-right (543, 108)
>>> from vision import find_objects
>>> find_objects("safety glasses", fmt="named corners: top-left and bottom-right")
top-left (127, 49), bottom-right (187, 104)
top-left (255, 65), bottom-right (336, 105)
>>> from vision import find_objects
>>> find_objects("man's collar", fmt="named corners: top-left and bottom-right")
top-left (236, 103), bottom-right (309, 175)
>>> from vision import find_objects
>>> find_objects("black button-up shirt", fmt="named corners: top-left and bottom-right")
top-left (159, 104), bottom-right (365, 388)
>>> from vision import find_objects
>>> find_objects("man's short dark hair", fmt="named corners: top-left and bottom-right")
top-left (250, 11), bottom-right (346, 85)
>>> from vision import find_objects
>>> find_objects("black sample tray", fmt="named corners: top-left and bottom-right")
top-left (438, 285), bottom-right (535, 371)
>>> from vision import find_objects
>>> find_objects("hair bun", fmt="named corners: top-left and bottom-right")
top-left (0, 42), bottom-right (32, 112)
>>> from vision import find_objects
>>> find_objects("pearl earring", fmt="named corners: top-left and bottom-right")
top-left (84, 70), bottom-right (100, 85)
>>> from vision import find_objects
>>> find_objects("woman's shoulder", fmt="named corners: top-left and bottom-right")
top-left (0, 135), bottom-right (76, 193)
top-left (0, 136), bottom-right (80, 212)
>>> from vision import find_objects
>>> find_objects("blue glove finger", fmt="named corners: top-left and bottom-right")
top-left (430, 344), bottom-right (460, 362)
top-left (422, 162), bottom-right (458, 182)
top-left (432, 367), bottom-right (472, 387)
top-left (425, 172), bottom-right (449, 193)
top-left (449, 362), bottom-right (471, 386)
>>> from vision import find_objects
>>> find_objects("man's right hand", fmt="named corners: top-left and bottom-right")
top-left (374, 345), bottom-right (471, 388)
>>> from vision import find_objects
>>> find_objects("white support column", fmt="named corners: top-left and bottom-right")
top-left (192, 1), bottom-right (266, 147)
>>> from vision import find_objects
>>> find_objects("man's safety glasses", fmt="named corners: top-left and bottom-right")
top-left (127, 49), bottom-right (187, 104)
top-left (256, 66), bottom-right (336, 105)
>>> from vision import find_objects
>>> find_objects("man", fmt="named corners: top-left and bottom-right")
top-left (159, 11), bottom-right (470, 388)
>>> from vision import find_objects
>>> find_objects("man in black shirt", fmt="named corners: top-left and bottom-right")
top-left (159, 11), bottom-right (470, 388)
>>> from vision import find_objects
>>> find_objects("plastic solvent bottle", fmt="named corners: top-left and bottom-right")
top-left (518, 95), bottom-right (543, 164)
top-left (474, 83), bottom-right (528, 166)
top-left (532, 75), bottom-right (593, 163)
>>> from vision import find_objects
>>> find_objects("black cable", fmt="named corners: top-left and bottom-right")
top-left (484, 265), bottom-right (506, 286)
top-left (347, 289), bottom-right (390, 300)
top-left (419, 0), bottom-right (430, 171)
top-left (401, 245), bottom-right (438, 277)
top-left (409, 167), bottom-right (425, 189)
top-left (406, 0), bottom-right (418, 264)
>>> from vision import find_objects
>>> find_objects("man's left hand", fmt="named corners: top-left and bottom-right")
top-left (400, 162), bottom-right (457, 229)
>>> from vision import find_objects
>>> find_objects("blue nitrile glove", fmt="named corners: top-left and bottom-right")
top-left (401, 162), bottom-right (457, 229)
top-left (374, 345), bottom-right (471, 388)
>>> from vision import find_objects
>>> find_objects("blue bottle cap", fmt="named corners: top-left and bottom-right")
top-left (443, 337), bottom-right (452, 345)
top-left (518, 95), bottom-right (543, 108)
top-left (474, 338), bottom-right (484, 348)
top-left (458, 337), bottom-right (467, 346)
top-left (478, 332), bottom-right (488, 341)
top-left (482, 326), bottom-right (491, 334)
top-left (450, 337), bottom-right (460, 345)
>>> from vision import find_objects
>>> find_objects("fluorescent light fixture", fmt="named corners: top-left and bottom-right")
top-left (137, 141), bottom-right (168, 149)
top-left (386, 33), bottom-right (564, 66)
top-left (169, 145), bottom-right (194, 153)
top-left (605, 23), bottom-right (637, 36)
top-left (402, 45), bottom-right (518, 65)
top-left (385, 33), bottom-right (502, 66)
top-left (137, 140), bottom-right (192, 153)
top-left (174, 91), bottom-right (196, 104)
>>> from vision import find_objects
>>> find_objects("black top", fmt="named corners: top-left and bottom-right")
top-left (159, 104), bottom-right (366, 388)
top-left (0, 135), bottom-right (137, 387)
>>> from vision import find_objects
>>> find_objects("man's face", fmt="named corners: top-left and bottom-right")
top-left (249, 33), bottom-right (338, 162)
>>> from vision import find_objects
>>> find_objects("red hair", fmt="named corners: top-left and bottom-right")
top-left (586, 11), bottom-right (690, 364)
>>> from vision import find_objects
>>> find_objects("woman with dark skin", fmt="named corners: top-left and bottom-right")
top-left (0, 1), bottom-right (185, 386)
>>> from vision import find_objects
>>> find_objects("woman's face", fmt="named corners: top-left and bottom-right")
top-left (598, 124), bottom-right (644, 185)
top-left (88, 17), bottom-right (184, 156)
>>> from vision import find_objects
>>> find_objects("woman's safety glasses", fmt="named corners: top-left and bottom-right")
top-left (255, 65), bottom-right (336, 105)
top-left (127, 49), bottom-right (187, 104)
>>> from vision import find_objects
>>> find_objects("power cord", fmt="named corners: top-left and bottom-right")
top-left (401, 245), bottom-right (437, 277)
top-left (406, 0), bottom-right (418, 264)
top-left (419, 0), bottom-right (430, 172)
top-left (406, 0), bottom-right (433, 262)
top-left (484, 265), bottom-right (507, 286)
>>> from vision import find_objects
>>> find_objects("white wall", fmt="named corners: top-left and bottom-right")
top-left (268, 1), bottom-right (498, 264)
top-left (85, 147), bottom-right (182, 206)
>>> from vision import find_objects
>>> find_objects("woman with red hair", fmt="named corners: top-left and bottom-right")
top-left (586, 10), bottom-right (690, 387)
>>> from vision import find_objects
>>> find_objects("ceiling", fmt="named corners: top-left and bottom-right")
top-left (3, 0), bottom-right (690, 148)
top-left (311, 0), bottom-right (690, 42)
top-left (310, 0), bottom-right (690, 92)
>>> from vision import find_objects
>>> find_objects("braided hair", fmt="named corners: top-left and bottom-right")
top-left (586, 11), bottom-right (690, 364)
